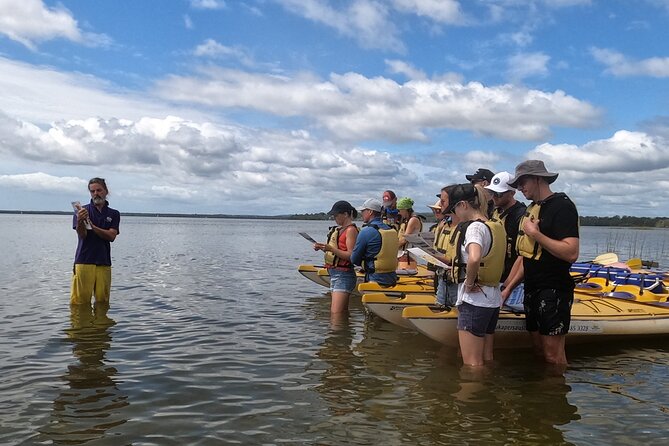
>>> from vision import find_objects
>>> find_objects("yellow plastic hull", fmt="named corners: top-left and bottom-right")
top-left (362, 293), bottom-right (438, 328)
top-left (402, 294), bottom-right (669, 348)
top-left (297, 264), bottom-right (434, 297)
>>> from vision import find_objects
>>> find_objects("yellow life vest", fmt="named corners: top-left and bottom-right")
top-left (448, 219), bottom-right (506, 286)
top-left (433, 220), bottom-right (452, 254)
top-left (516, 202), bottom-right (543, 260)
top-left (398, 216), bottom-right (423, 246)
top-left (324, 224), bottom-right (358, 267)
top-left (515, 193), bottom-right (576, 261)
top-left (364, 224), bottom-right (399, 274)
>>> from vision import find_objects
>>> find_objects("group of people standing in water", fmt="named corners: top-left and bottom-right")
top-left (314, 159), bottom-right (579, 367)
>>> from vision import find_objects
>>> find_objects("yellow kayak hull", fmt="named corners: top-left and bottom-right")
top-left (402, 294), bottom-right (669, 348)
top-left (298, 264), bottom-right (434, 297)
top-left (362, 293), bottom-right (438, 328)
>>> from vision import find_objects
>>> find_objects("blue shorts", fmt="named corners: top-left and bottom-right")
top-left (457, 302), bottom-right (500, 337)
top-left (329, 268), bottom-right (357, 293)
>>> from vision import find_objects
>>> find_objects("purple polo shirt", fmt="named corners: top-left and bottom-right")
top-left (72, 200), bottom-right (121, 266)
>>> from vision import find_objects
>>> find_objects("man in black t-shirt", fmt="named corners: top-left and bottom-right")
top-left (502, 160), bottom-right (579, 366)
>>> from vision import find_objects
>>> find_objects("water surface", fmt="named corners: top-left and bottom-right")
top-left (1, 215), bottom-right (668, 445)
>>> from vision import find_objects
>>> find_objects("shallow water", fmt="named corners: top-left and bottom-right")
top-left (1, 215), bottom-right (668, 445)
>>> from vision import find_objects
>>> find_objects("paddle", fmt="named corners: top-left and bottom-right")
top-left (591, 252), bottom-right (619, 266)
top-left (626, 258), bottom-right (643, 270)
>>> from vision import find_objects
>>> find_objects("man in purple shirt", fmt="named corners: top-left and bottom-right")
top-left (71, 178), bottom-right (120, 306)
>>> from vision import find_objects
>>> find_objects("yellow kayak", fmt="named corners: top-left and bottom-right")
top-left (402, 293), bottom-right (669, 348)
top-left (297, 264), bottom-right (434, 297)
top-left (361, 293), bottom-right (438, 328)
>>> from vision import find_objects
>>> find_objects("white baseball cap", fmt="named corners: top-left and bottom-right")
top-left (356, 198), bottom-right (383, 212)
top-left (485, 171), bottom-right (515, 193)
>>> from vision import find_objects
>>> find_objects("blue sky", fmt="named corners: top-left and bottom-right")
top-left (0, 0), bottom-right (668, 216)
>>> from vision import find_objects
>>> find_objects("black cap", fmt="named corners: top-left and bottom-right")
top-left (444, 183), bottom-right (478, 214)
top-left (465, 168), bottom-right (495, 183)
top-left (327, 200), bottom-right (356, 216)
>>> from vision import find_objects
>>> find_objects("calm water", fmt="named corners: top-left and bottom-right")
top-left (1, 215), bottom-right (668, 445)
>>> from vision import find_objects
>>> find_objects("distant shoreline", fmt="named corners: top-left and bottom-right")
top-left (1, 210), bottom-right (668, 227)
top-left (0, 209), bottom-right (327, 220)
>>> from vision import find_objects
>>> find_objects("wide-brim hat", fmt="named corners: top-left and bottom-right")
top-left (507, 160), bottom-right (558, 188)
top-left (427, 199), bottom-right (442, 210)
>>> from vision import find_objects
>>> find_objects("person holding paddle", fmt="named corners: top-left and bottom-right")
top-left (503, 160), bottom-right (579, 366)
top-left (313, 201), bottom-right (359, 314)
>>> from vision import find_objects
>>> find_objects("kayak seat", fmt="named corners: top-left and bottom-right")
top-left (576, 277), bottom-right (614, 293)
top-left (604, 291), bottom-right (635, 300)
top-left (396, 269), bottom-right (418, 276)
top-left (576, 282), bottom-right (603, 291)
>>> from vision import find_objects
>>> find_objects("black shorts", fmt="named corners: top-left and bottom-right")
top-left (524, 288), bottom-right (573, 336)
top-left (457, 302), bottom-right (500, 337)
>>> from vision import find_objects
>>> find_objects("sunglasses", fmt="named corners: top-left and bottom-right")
top-left (491, 191), bottom-right (507, 198)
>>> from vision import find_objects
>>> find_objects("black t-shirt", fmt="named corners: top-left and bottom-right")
top-left (523, 193), bottom-right (579, 291)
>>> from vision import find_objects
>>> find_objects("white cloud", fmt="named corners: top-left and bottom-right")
top-left (391, 0), bottom-right (465, 24)
top-left (0, 172), bottom-right (85, 193)
top-left (0, 110), bottom-right (423, 212)
top-left (543, 0), bottom-right (591, 7)
top-left (511, 129), bottom-right (669, 216)
top-left (0, 57), bottom-right (211, 126)
top-left (193, 39), bottom-right (255, 66)
top-left (156, 67), bottom-right (601, 142)
top-left (0, 0), bottom-right (81, 49)
top-left (0, 113), bottom-right (241, 175)
top-left (190, 0), bottom-right (226, 10)
top-left (507, 52), bottom-right (550, 80)
top-left (276, 0), bottom-right (405, 52)
top-left (0, 0), bottom-right (110, 49)
top-left (591, 47), bottom-right (669, 78)
top-left (184, 15), bottom-right (194, 29)
top-left (385, 59), bottom-right (426, 80)
top-left (529, 130), bottom-right (669, 173)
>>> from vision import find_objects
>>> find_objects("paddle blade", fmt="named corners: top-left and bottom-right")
top-left (592, 253), bottom-right (619, 265)
top-left (626, 258), bottom-right (643, 270)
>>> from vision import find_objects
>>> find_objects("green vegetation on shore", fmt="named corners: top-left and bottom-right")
top-left (2, 210), bottom-right (668, 227)
top-left (580, 216), bottom-right (669, 228)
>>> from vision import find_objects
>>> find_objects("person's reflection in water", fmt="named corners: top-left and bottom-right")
top-left (40, 303), bottom-right (129, 444)
top-left (513, 367), bottom-right (580, 444)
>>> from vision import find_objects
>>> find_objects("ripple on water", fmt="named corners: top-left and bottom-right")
top-left (3, 217), bottom-right (669, 445)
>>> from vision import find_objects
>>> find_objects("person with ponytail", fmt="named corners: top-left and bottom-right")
top-left (443, 184), bottom-right (505, 366)
top-left (314, 201), bottom-right (359, 314)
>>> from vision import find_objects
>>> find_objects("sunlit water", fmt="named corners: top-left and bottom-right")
top-left (1, 215), bottom-right (668, 445)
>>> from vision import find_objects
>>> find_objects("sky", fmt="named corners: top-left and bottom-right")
top-left (0, 0), bottom-right (668, 216)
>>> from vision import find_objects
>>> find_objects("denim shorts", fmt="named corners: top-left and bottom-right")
top-left (524, 288), bottom-right (574, 336)
top-left (457, 302), bottom-right (500, 337)
top-left (329, 268), bottom-right (358, 293)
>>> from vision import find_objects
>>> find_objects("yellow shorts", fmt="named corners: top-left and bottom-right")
top-left (70, 264), bottom-right (112, 305)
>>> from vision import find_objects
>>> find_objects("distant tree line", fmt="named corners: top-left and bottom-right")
top-left (292, 213), bottom-right (669, 227)
top-left (2, 210), bottom-right (668, 226)
top-left (580, 215), bottom-right (669, 228)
